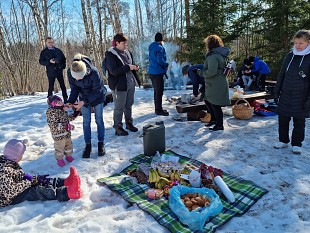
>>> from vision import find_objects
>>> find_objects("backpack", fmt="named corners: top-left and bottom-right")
top-left (223, 59), bottom-right (236, 77)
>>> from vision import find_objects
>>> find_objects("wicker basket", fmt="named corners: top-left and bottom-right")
top-left (232, 99), bottom-right (254, 120)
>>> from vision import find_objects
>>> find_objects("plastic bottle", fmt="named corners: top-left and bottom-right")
top-left (214, 176), bottom-right (235, 203)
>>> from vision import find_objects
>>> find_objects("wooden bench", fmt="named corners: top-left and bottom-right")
top-left (176, 92), bottom-right (274, 113)
top-left (265, 80), bottom-right (276, 86)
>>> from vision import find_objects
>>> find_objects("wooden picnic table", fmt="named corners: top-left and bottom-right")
top-left (176, 92), bottom-right (274, 113)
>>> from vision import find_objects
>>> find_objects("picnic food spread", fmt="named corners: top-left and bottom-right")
top-left (181, 193), bottom-right (211, 212)
top-left (125, 152), bottom-right (233, 230)
top-left (98, 150), bottom-right (268, 233)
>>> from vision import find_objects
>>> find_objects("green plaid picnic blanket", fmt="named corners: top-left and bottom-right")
top-left (97, 150), bottom-right (268, 233)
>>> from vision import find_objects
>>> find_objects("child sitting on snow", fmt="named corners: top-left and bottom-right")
top-left (46, 95), bottom-right (79, 167)
top-left (0, 139), bottom-right (82, 207)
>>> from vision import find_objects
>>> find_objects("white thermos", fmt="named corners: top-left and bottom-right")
top-left (214, 176), bottom-right (235, 203)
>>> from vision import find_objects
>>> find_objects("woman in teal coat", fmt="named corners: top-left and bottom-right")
top-left (199, 35), bottom-right (230, 131)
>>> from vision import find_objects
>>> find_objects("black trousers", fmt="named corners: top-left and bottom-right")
top-left (47, 70), bottom-right (68, 100)
top-left (11, 178), bottom-right (69, 205)
top-left (204, 100), bottom-right (223, 127)
top-left (150, 74), bottom-right (165, 112)
top-left (278, 115), bottom-right (305, 147)
top-left (257, 74), bottom-right (267, 90)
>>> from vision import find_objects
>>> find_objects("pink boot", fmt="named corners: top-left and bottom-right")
top-left (67, 175), bottom-right (82, 199)
top-left (64, 166), bottom-right (80, 186)
top-left (65, 155), bottom-right (74, 163)
top-left (57, 159), bottom-right (65, 167)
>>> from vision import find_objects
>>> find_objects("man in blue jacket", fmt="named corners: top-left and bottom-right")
top-left (148, 32), bottom-right (169, 116)
top-left (66, 54), bottom-right (107, 158)
top-left (39, 37), bottom-right (68, 102)
top-left (249, 56), bottom-right (271, 91)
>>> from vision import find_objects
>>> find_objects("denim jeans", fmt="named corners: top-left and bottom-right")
top-left (82, 103), bottom-right (105, 143)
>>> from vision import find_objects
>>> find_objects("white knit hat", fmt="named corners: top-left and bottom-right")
top-left (70, 60), bottom-right (87, 80)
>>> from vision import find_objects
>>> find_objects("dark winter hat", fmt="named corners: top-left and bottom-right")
top-left (48, 95), bottom-right (62, 107)
top-left (155, 32), bottom-right (163, 42)
top-left (248, 56), bottom-right (255, 63)
top-left (3, 139), bottom-right (28, 162)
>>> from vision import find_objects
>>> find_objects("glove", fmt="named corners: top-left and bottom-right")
top-left (66, 123), bottom-right (75, 131)
top-left (32, 174), bottom-right (50, 186)
top-left (23, 174), bottom-right (33, 181)
top-left (304, 100), bottom-right (310, 111)
top-left (274, 94), bottom-right (279, 104)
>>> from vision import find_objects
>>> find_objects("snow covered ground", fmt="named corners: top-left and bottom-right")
top-left (0, 88), bottom-right (309, 233)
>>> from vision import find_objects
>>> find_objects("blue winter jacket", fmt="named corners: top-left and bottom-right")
top-left (148, 42), bottom-right (169, 75)
top-left (251, 56), bottom-right (271, 75)
top-left (67, 57), bottom-right (107, 107)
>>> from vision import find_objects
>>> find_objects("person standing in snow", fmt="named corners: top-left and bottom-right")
top-left (273, 29), bottom-right (310, 154)
top-left (148, 32), bottom-right (169, 116)
top-left (66, 53), bottom-right (107, 159)
top-left (198, 35), bottom-right (231, 131)
top-left (46, 95), bottom-right (79, 167)
top-left (105, 33), bottom-right (141, 136)
top-left (39, 36), bottom-right (68, 102)
top-left (0, 139), bottom-right (81, 207)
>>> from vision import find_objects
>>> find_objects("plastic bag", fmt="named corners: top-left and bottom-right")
top-left (169, 185), bottom-right (223, 231)
top-left (232, 85), bottom-right (244, 99)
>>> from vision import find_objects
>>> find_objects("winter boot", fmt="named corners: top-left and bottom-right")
top-left (57, 159), bottom-right (65, 167)
top-left (126, 120), bottom-right (138, 132)
top-left (209, 125), bottom-right (224, 131)
top-left (205, 120), bottom-right (216, 127)
top-left (64, 166), bottom-right (79, 186)
top-left (115, 123), bottom-right (129, 136)
top-left (65, 155), bottom-right (74, 163)
top-left (67, 175), bottom-right (82, 199)
top-left (155, 109), bottom-right (169, 116)
top-left (82, 143), bottom-right (92, 158)
top-left (98, 142), bottom-right (106, 156)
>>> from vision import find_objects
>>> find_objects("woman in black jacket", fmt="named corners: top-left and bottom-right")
top-left (105, 33), bottom-right (141, 136)
top-left (274, 30), bottom-right (310, 154)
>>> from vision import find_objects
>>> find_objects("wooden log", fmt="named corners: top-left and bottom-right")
top-left (265, 80), bottom-right (277, 86)
top-left (176, 101), bottom-right (207, 113)
top-left (176, 92), bottom-right (274, 113)
top-left (231, 92), bottom-right (274, 105)
top-left (187, 110), bottom-right (207, 121)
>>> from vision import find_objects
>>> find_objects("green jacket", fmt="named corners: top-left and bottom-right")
top-left (201, 47), bottom-right (231, 106)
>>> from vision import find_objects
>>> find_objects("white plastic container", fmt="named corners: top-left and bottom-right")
top-left (214, 176), bottom-right (235, 203)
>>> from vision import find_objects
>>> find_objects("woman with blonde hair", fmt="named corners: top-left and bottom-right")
top-left (198, 35), bottom-right (231, 131)
top-left (273, 29), bottom-right (310, 154)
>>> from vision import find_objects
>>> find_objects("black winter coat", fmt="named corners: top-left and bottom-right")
top-left (274, 52), bottom-right (310, 118)
top-left (105, 47), bottom-right (141, 91)
top-left (67, 57), bottom-right (107, 107)
top-left (39, 47), bottom-right (66, 77)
